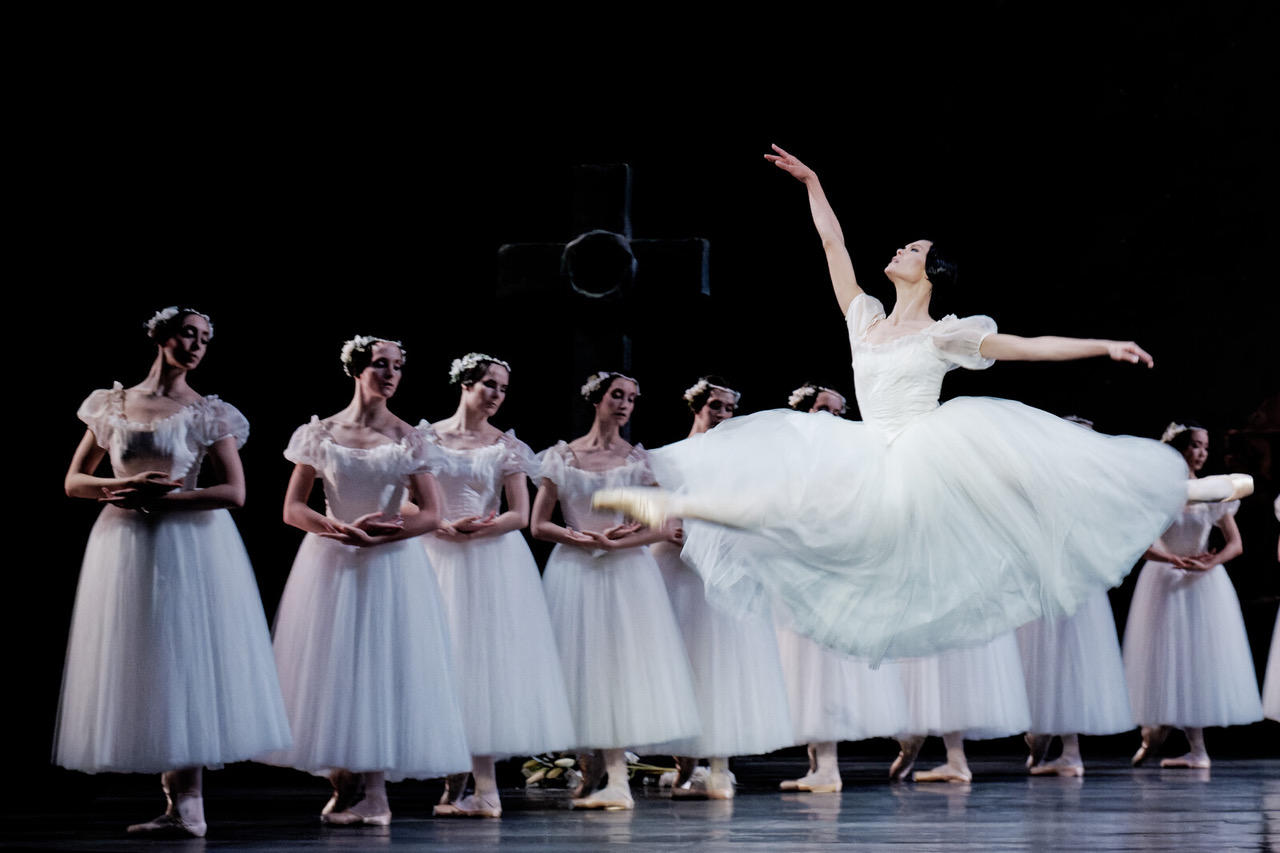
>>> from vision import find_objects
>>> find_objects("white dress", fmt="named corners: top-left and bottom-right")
top-left (55, 383), bottom-right (291, 774)
top-left (537, 443), bottom-right (701, 751)
top-left (774, 619), bottom-right (909, 744)
top-left (653, 540), bottom-right (793, 756)
top-left (897, 633), bottom-right (1032, 740)
top-left (1122, 501), bottom-right (1263, 728)
top-left (264, 419), bottom-right (471, 780)
top-left (651, 293), bottom-right (1188, 662)
top-left (420, 426), bottom-right (575, 758)
top-left (1016, 589), bottom-right (1134, 735)
top-left (1263, 495), bottom-right (1280, 722)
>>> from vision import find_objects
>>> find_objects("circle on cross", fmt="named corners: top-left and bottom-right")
top-left (561, 229), bottom-right (636, 300)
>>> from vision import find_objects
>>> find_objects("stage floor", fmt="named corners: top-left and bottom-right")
top-left (7, 755), bottom-right (1278, 851)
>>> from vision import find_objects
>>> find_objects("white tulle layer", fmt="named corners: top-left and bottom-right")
top-left (774, 621), bottom-right (909, 743)
top-left (54, 507), bottom-right (290, 774)
top-left (652, 400), bottom-right (1188, 662)
top-left (542, 543), bottom-right (701, 751)
top-left (264, 534), bottom-right (471, 780)
top-left (424, 531), bottom-right (575, 758)
top-left (1015, 589), bottom-right (1134, 734)
top-left (1263, 614), bottom-right (1280, 722)
top-left (653, 542), bottom-right (793, 757)
top-left (1122, 561), bottom-right (1263, 728)
top-left (897, 633), bottom-right (1031, 740)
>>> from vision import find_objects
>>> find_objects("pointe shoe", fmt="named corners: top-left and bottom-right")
top-left (592, 487), bottom-right (673, 528)
top-left (571, 784), bottom-right (634, 810)
top-left (890, 736), bottom-right (925, 783)
top-left (913, 764), bottom-right (972, 784)
top-left (1029, 757), bottom-right (1084, 777)
top-left (1131, 726), bottom-right (1169, 766)
top-left (323, 770), bottom-right (364, 818)
top-left (126, 811), bottom-right (207, 838)
top-left (1024, 733), bottom-right (1052, 770)
top-left (1189, 473), bottom-right (1254, 502)
top-left (435, 793), bottom-right (502, 818)
top-left (1160, 753), bottom-right (1211, 769)
top-left (778, 772), bottom-right (842, 793)
top-left (322, 798), bottom-right (391, 827)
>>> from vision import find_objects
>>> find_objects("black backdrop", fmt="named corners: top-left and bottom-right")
top-left (10, 4), bottom-right (1279, 798)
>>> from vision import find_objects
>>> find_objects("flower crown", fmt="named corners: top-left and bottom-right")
top-left (1160, 422), bottom-right (1188, 444)
top-left (145, 306), bottom-right (214, 340)
top-left (788, 383), bottom-right (847, 415)
top-left (449, 352), bottom-right (511, 385)
top-left (683, 378), bottom-right (741, 405)
top-left (341, 335), bottom-right (405, 377)
top-left (581, 371), bottom-right (640, 400)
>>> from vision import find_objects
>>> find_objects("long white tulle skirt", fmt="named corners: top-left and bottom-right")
top-left (774, 621), bottom-right (908, 743)
top-left (1263, 614), bottom-right (1280, 722)
top-left (542, 543), bottom-right (701, 751)
top-left (1016, 589), bottom-right (1134, 734)
top-left (897, 633), bottom-right (1031, 740)
top-left (264, 534), bottom-right (471, 780)
top-left (1122, 561), bottom-right (1263, 728)
top-left (55, 506), bottom-right (291, 773)
top-left (653, 542), bottom-right (792, 756)
top-left (425, 531), bottom-right (575, 758)
top-left (651, 400), bottom-right (1187, 662)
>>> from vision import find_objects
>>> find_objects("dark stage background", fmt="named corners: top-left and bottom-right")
top-left (10, 4), bottom-right (1278, 807)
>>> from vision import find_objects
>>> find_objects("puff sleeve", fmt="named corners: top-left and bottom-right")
top-left (76, 383), bottom-right (121, 448)
top-left (533, 442), bottom-right (570, 489)
top-left (498, 431), bottom-right (539, 480)
top-left (928, 314), bottom-right (998, 371)
top-left (194, 398), bottom-right (250, 449)
top-left (284, 417), bottom-right (327, 468)
top-left (845, 293), bottom-right (887, 340)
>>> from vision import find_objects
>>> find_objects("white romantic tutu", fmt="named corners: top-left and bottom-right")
top-left (897, 633), bottom-right (1031, 740)
top-left (425, 531), bottom-right (575, 758)
top-left (265, 535), bottom-right (471, 780)
top-left (1263, 614), bottom-right (1280, 722)
top-left (653, 400), bottom-right (1187, 663)
top-left (1016, 589), bottom-right (1134, 735)
top-left (774, 620), bottom-right (908, 744)
top-left (55, 506), bottom-right (291, 773)
top-left (1123, 560), bottom-right (1263, 728)
top-left (653, 541), bottom-right (793, 757)
top-left (542, 544), bottom-right (701, 751)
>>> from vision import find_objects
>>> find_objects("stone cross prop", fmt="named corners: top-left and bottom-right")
top-left (498, 164), bottom-right (710, 437)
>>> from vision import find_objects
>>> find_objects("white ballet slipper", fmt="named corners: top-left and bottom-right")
top-left (1160, 752), bottom-right (1211, 769)
top-left (592, 487), bottom-right (674, 528)
top-left (436, 793), bottom-right (501, 818)
top-left (1029, 757), bottom-right (1084, 777)
top-left (1187, 473), bottom-right (1253, 503)
top-left (571, 783), bottom-right (634, 810)
top-left (913, 763), bottom-right (972, 784)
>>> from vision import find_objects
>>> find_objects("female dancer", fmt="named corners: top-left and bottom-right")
top-left (266, 337), bottom-right (470, 825)
top-left (651, 377), bottom-right (792, 799)
top-left (57, 307), bottom-right (290, 838)
top-left (771, 384), bottom-right (907, 793)
top-left (1123, 422), bottom-right (1263, 768)
top-left (423, 353), bottom-right (574, 818)
top-left (1015, 415), bottom-right (1135, 777)
top-left (1264, 494), bottom-right (1280, 723)
top-left (599, 145), bottom-right (1246, 663)
top-left (533, 371), bottom-right (700, 810)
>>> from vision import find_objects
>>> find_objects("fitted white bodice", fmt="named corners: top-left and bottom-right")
top-left (1158, 500), bottom-right (1239, 557)
top-left (537, 442), bottom-right (655, 533)
top-left (420, 425), bottom-right (537, 518)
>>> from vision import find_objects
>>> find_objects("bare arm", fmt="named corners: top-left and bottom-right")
top-left (141, 436), bottom-right (246, 510)
top-left (64, 429), bottom-right (180, 499)
top-left (530, 481), bottom-right (598, 547)
top-left (1182, 512), bottom-right (1244, 571)
top-left (282, 463), bottom-right (343, 535)
top-left (979, 333), bottom-right (1154, 367)
top-left (1143, 536), bottom-right (1194, 568)
top-left (437, 472), bottom-right (531, 542)
top-left (765, 144), bottom-right (864, 314)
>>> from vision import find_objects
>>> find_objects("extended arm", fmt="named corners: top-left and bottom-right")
top-left (765, 144), bottom-right (864, 314)
top-left (979, 333), bottom-right (1154, 367)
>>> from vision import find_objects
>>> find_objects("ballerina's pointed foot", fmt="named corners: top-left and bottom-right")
top-left (1160, 752), bottom-right (1211, 769)
top-left (1024, 733), bottom-right (1052, 770)
top-left (913, 763), bottom-right (972, 784)
top-left (126, 812), bottom-right (207, 838)
top-left (890, 736), bottom-right (925, 782)
top-left (322, 798), bottom-right (391, 826)
top-left (779, 771), bottom-right (842, 793)
top-left (571, 783), bottom-right (634, 811)
top-left (592, 487), bottom-right (674, 528)
top-left (1029, 757), bottom-right (1084, 777)
top-left (434, 793), bottom-right (501, 818)
top-left (1187, 473), bottom-right (1254, 503)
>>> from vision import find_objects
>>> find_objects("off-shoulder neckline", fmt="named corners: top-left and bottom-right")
top-left (307, 415), bottom-right (419, 452)
top-left (554, 439), bottom-right (646, 473)
top-left (419, 421), bottom-right (515, 453)
top-left (104, 382), bottom-right (219, 430)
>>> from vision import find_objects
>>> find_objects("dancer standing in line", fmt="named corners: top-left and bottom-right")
top-left (533, 371), bottom-right (700, 811)
top-left (423, 353), bottom-right (574, 819)
top-left (651, 377), bottom-right (793, 800)
top-left (599, 145), bottom-right (1247, 663)
top-left (1262, 495), bottom-right (1280, 723)
top-left (1124, 422), bottom-right (1263, 768)
top-left (759, 384), bottom-right (907, 793)
top-left (265, 337), bottom-right (470, 825)
top-left (57, 307), bottom-right (290, 838)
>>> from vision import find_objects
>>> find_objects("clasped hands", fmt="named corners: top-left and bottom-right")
top-left (99, 470), bottom-right (182, 513)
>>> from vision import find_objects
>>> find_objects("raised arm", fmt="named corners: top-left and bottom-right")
top-left (979, 333), bottom-right (1154, 367)
top-left (765, 144), bottom-right (864, 314)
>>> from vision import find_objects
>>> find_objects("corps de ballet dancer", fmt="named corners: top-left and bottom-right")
top-left (651, 377), bottom-right (793, 800)
top-left (264, 336), bottom-right (470, 825)
top-left (423, 353), bottom-right (574, 819)
top-left (1123, 421), bottom-right (1263, 769)
top-left (56, 307), bottom-right (290, 838)
top-left (532, 371), bottom-right (700, 810)
top-left (596, 145), bottom-right (1252, 664)
top-left (1263, 494), bottom-right (1280, 723)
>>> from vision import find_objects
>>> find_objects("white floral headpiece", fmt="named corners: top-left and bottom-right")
top-left (581, 371), bottom-right (640, 400)
top-left (1160, 422), bottom-right (1188, 444)
top-left (449, 352), bottom-right (511, 385)
top-left (341, 335), bottom-right (405, 377)
top-left (683, 378), bottom-right (741, 406)
top-left (145, 306), bottom-right (214, 340)
top-left (788, 383), bottom-right (847, 415)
